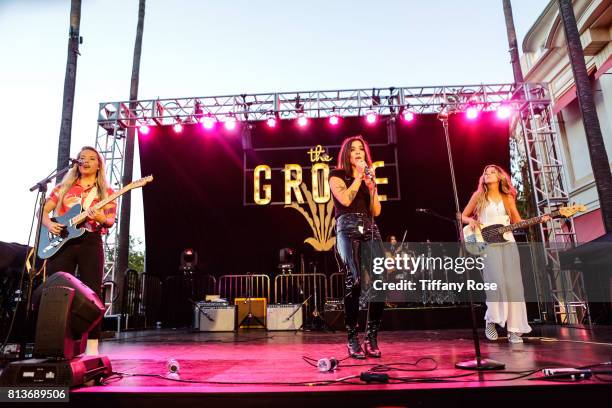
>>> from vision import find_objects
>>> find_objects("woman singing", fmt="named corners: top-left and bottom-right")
top-left (461, 164), bottom-right (548, 344)
top-left (329, 135), bottom-right (384, 359)
top-left (42, 146), bottom-right (116, 355)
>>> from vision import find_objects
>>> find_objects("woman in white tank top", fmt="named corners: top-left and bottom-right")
top-left (461, 165), bottom-right (549, 344)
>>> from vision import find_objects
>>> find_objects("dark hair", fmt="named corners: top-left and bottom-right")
top-left (337, 135), bottom-right (373, 176)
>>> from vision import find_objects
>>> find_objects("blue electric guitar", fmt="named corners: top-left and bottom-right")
top-left (38, 175), bottom-right (153, 259)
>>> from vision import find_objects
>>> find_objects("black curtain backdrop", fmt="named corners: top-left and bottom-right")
top-left (139, 112), bottom-right (509, 322)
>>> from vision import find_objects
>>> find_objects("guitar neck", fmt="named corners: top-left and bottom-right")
top-left (498, 210), bottom-right (558, 234)
top-left (71, 185), bottom-right (131, 225)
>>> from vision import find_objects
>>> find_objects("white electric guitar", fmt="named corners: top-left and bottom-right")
top-left (463, 204), bottom-right (586, 255)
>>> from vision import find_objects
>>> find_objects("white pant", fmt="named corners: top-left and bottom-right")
top-left (482, 243), bottom-right (532, 334)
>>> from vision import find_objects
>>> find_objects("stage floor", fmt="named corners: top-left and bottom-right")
top-left (70, 325), bottom-right (612, 407)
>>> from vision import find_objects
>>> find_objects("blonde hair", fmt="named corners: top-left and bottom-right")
top-left (472, 164), bottom-right (517, 218)
top-left (55, 146), bottom-right (110, 214)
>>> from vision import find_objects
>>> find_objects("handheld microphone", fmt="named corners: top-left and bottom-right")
top-left (317, 357), bottom-right (339, 372)
top-left (359, 160), bottom-right (375, 183)
top-left (69, 158), bottom-right (84, 166)
top-left (541, 368), bottom-right (592, 380)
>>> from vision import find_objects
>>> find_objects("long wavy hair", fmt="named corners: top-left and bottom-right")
top-left (55, 146), bottom-right (110, 214)
top-left (472, 164), bottom-right (517, 217)
top-left (337, 135), bottom-right (373, 177)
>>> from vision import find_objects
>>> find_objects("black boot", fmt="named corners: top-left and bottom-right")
top-left (364, 321), bottom-right (381, 358)
top-left (346, 326), bottom-right (365, 359)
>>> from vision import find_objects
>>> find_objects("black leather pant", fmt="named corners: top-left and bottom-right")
top-left (334, 213), bottom-right (385, 328)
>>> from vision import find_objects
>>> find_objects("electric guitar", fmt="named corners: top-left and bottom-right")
top-left (463, 204), bottom-right (586, 255)
top-left (38, 175), bottom-right (154, 259)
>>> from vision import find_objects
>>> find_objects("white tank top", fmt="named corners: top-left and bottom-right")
top-left (478, 199), bottom-right (515, 242)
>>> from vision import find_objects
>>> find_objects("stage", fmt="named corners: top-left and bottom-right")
top-left (63, 325), bottom-right (612, 407)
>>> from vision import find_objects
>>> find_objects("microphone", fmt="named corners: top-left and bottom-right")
top-left (69, 158), bottom-right (84, 166)
top-left (317, 357), bottom-right (339, 372)
top-left (359, 160), bottom-right (375, 182)
top-left (541, 368), bottom-right (592, 380)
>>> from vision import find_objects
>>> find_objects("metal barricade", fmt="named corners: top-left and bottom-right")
top-left (141, 273), bottom-right (162, 328)
top-left (218, 274), bottom-right (270, 303)
top-left (328, 272), bottom-right (345, 301)
top-left (274, 273), bottom-right (327, 319)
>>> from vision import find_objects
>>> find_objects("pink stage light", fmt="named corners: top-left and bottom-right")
top-left (329, 114), bottom-right (340, 126)
top-left (297, 115), bottom-right (308, 127)
top-left (402, 111), bottom-right (415, 122)
top-left (266, 117), bottom-right (277, 128)
top-left (224, 116), bottom-right (237, 131)
top-left (201, 115), bottom-right (215, 129)
top-left (497, 105), bottom-right (511, 119)
top-left (139, 125), bottom-right (150, 134)
top-left (173, 123), bottom-right (183, 133)
top-left (466, 106), bottom-right (479, 120)
top-left (365, 111), bottom-right (377, 124)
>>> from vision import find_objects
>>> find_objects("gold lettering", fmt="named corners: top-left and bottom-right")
top-left (372, 161), bottom-right (388, 202)
top-left (311, 163), bottom-right (330, 203)
top-left (284, 164), bottom-right (304, 204)
top-left (254, 165), bottom-right (272, 205)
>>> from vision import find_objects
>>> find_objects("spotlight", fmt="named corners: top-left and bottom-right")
top-left (402, 110), bottom-right (415, 122)
top-left (224, 115), bottom-right (237, 131)
top-left (466, 106), bottom-right (479, 120)
top-left (266, 117), bottom-right (277, 128)
top-left (365, 110), bottom-right (377, 124)
top-left (329, 114), bottom-right (340, 126)
top-left (173, 123), bottom-right (183, 133)
top-left (496, 105), bottom-right (511, 119)
top-left (201, 115), bottom-right (215, 129)
top-left (139, 125), bottom-right (150, 134)
top-left (297, 114), bottom-right (308, 127)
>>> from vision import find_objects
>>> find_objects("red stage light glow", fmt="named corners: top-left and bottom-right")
top-left (365, 112), bottom-right (377, 124)
top-left (496, 105), bottom-right (511, 119)
top-left (466, 106), bottom-right (479, 120)
top-left (266, 117), bottom-right (277, 128)
top-left (402, 111), bottom-right (415, 122)
top-left (329, 115), bottom-right (340, 126)
top-left (139, 125), bottom-right (150, 135)
top-left (297, 116), bottom-right (308, 127)
top-left (173, 123), bottom-right (183, 133)
top-left (224, 117), bottom-right (237, 131)
top-left (201, 115), bottom-right (215, 129)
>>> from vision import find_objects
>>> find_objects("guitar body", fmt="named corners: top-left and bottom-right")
top-left (38, 204), bottom-right (87, 259)
top-left (463, 215), bottom-right (514, 255)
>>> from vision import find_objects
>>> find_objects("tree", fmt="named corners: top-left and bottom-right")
top-left (56, 0), bottom-right (82, 181)
top-left (116, 0), bottom-right (146, 312)
top-left (558, 0), bottom-right (612, 233)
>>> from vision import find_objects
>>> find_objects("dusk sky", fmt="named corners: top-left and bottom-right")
top-left (0, 0), bottom-right (550, 246)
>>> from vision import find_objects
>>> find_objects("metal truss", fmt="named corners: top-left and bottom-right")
top-left (96, 82), bottom-right (586, 325)
top-left (514, 83), bottom-right (588, 326)
top-left (97, 83), bottom-right (518, 129)
top-left (95, 123), bottom-right (126, 318)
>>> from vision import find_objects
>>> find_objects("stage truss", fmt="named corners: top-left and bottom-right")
top-left (95, 83), bottom-right (585, 324)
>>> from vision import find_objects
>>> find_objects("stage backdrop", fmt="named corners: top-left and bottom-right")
top-left (139, 112), bottom-right (510, 283)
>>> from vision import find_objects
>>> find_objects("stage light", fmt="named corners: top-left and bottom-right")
top-left (466, 106), bottom-right (479, 120)
top-left (365, 110), bottom-right (377, 124)
top-left (266, 117), bottom-right (277, 128)
top-left (139, 125), bottom-right (150, 134)
top-left (201, 115), bottom-right (215, 129)
top-left (329, 114), bottom-right (340, 126)
top-left (173, 123), bottom-right (183, 133)
top-left (224, 115), bottom-right (237, 131)
top-left (402, 110), bottom-right (415, 122)
top-left (496, 105), bottom-right (511, 119)
top-left (297, 114), bottom-right (308, 127)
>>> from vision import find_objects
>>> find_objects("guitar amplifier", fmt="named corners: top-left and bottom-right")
top-left (266, 304), bottom-right (303, 331)
top-left (235, 298), bottom-right (267, 329)
top-left (193, 302), bottom-right (235, 332)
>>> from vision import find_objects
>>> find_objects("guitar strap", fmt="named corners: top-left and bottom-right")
top-left (501, 195), bottom-right (514, 223)
top-left (82, 186), bottom-right (98, 211)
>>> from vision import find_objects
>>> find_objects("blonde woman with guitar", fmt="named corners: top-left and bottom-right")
top-left (41, 146), bottom-right (117, 356)
top-left (461, 164), bottom-right (550, 344)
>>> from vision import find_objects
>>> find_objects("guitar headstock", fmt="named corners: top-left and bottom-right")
top-left (557, 204), bottom-right (587, 218)
top-left (130, 175), bottom-right (154, 189)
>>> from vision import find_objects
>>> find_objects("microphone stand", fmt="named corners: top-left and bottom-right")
top-left (438, 110), bottom-right (505, 371)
